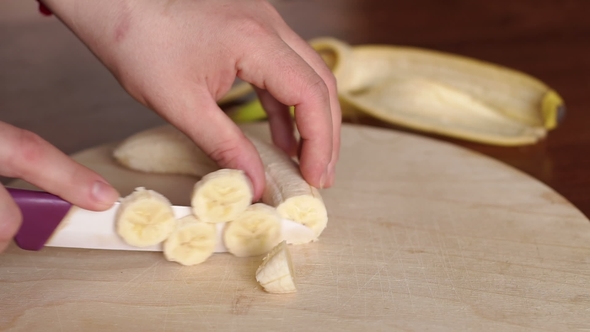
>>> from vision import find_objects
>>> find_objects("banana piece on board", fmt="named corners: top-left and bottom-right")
top-left (163, 214), bottom-right (217, 266)
top-left (116, 187), bottom-right (177, 247)
top-left (113, 125), bottom-right (218, 177)
top-left (247, 135), bottom-right (328, 240)
top-left (256, 241), bottom-right (297, 294)
top-left (191, 168), bottom-right (253, 224)
top-left (223, 203), bottom-right (282, 257)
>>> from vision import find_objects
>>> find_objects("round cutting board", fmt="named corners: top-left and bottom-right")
top-left (2, 123), bottom-right (590, 331)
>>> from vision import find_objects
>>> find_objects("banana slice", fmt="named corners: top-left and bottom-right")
top-left (248, 136), bottom-right (328, 239)
top-left (115, 187), bottom-right (176, 247)
top-left (223, 203), bottom-right (282, 257)
top-left (255, 241), bottom-right (297, 294)
top-left (191, 168), bottom-right (253, 224)
top-left (163, 214), bottom-right (217, 266)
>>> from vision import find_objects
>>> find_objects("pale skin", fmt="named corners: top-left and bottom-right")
top-left (0, 0), bottom-right (341, 253)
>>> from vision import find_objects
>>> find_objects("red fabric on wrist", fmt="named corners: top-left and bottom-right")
top-left (36, 0), bottom-right (53, 16)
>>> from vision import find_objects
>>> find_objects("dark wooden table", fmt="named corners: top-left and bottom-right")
top-left (1, 0), bottom-right (588, 217)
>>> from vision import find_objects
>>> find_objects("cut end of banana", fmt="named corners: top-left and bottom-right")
top-left (223, 203), bottom-right (282, 257)
top-left (256, 240), bottom-right (297, 294)
top-left (163, 215), bottom-right (217, 266)
top-left (115, 187), bottom-right (176, 247)
top-left (277, 190), bottom-right (328, 239)
top-left (191, 168), bottom-right (253, 223)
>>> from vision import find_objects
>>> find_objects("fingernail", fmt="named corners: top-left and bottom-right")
top-left (92, 181), bottom-right (119, 205)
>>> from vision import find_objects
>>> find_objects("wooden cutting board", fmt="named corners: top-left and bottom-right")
top-left (2, 123), bottom-right (589, 331)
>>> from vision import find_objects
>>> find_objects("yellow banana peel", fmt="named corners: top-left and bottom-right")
top-left (221, 37), bottom-right (565, 146)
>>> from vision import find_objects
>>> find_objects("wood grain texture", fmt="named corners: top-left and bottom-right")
top-left (2, 123), bottom-right (590, 331)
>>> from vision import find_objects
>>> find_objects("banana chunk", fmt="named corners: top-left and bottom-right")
top-left (163, 215), bottom-right (217, 266)
top-left (256, 241), bottom-right (297, 294)
top-left (191, 168), bottom-right (253, 224)
top-left (113, 125), bottom-right (217, 177)
top-left (115, 187), bottom-right (176, 247)
top-left (249, 136), bottom-right (328, 239)
top-left (223, 203), bottom-right (282, 257)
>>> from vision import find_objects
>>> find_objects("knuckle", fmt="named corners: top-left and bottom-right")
top-left (303, 76), bottom-right (330, 100)
top-left (322, 71), bottom-right (338, 92)
top-left (232, 17), bottom-right (273, 38)
top-left (256, 0), bottom-right (282, 20)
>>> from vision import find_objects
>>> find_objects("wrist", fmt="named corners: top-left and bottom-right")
top-left (38, 0), bottom-right (134, 60)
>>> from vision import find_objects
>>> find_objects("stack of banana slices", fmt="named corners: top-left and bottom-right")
top-left (222, 37), bottom-right (565, 146)
top-left (112, 125), bottom-right (328, 293)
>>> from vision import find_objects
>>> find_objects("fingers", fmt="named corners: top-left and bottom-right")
top-left (236, 37), bottom-right (334, 189)
top-left (278, 30), bottom-right (342, 187)
top-left (147, 90), bottom-right (266, 200)
top-left (254, 87), bottom-right (297, 157)
top-left (0, 185), bottom-right (21, 253)
top-left (0, 122), bottom-right (119, 211)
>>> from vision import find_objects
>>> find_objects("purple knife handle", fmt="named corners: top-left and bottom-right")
top-left (7, 188), bottom-right (72, 251)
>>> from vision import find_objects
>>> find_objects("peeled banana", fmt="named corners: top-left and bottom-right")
top-left (163, 214), bottom-right (217, 266)
top-left (191, 168), bottom-right (253, 224)
top-left (115, 187), bottom-right (177, 247)
top-left (113, 125), bottom-right (218, 177)
top-left (255, 240), bottom-right (297, 294)
top-left (223, 203), bottom-right (282, 257)
top-left (112, 125), bottom-right (328, 241)
top-left (112, 133), bottom-right (315, 293)
top-left (247, 135), bottom-right (328, 239)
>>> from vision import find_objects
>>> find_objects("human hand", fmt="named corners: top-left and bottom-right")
top-left (0, 122), bottom-right (120, 253)
top-left (43, 0), bottom-right (341, 199)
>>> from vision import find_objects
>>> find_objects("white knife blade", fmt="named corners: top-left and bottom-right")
top-left (46, 202), bottom-right (315, 252)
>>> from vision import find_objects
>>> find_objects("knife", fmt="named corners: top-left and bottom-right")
top-left (8, 188), bottom-right (314, 252)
